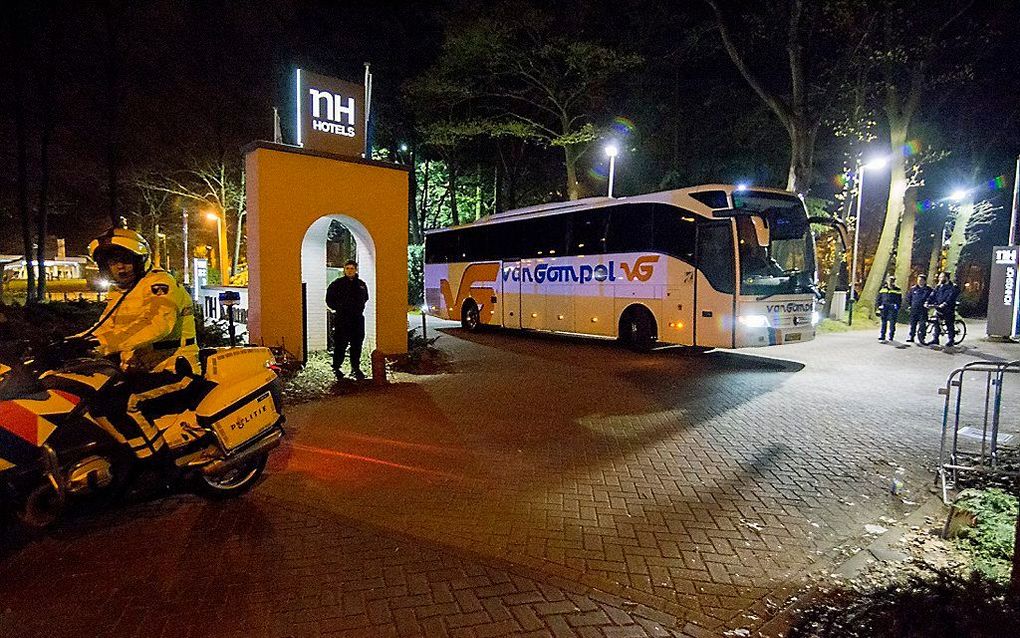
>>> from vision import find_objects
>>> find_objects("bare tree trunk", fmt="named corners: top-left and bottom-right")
top-left (927, 225), bottom-right (943, 282)
top-left (894, 186), bottom-right (919, 291)
top-left (564, 145), bottom-right (580, 200)
top-left (12, 5), bottom-right (35, 304)
top-left (35, 9), bottom-right (59, 302)
top-left (448, 160), bottom-right (459, 226)
top-left (944, 201), bottom-right (975, 277)
top-left (102, 0), bottom-right (121, 226)
top-left (408, 150), bottom-right (422, 244)
top-left (420, 158), bottom-right (430, 231)
top-left (474, 165), bottom-right (482, 221)
top-left (493, 161), bottom-right (503, 214)
top-left (786, 120), bottom-right (817, 194)
top-left (860, 123), bottom-right (908, 315)
top-left (231, 171), bottom-right (245, 277)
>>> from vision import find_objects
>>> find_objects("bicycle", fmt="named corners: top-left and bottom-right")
top-left (918, 307), bottom-right (967, 346)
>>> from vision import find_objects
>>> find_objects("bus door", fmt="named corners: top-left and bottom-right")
top-left (502, 260), bottom-right (522, 329)
top-left (694, 220), bottom-right (737, 348)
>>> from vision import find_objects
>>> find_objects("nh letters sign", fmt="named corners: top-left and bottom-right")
top-left (987, 245), bottom-right (1020, 337)
top-left (296, 69), bottom-right (365, 158)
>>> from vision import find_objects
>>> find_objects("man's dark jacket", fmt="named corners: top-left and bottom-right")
top-left (326, 276), bottom-right (369, 326)
top-left (906, 284), bottom-right (932, 314)
top-left (930, 282), bottom-right (959, 310)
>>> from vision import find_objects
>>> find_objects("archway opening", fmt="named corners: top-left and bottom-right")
top-left (301, 214), bottom-right (377, 360)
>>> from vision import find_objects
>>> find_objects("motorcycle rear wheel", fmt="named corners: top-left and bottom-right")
top-left (195, 452), bottom-right (268, 499)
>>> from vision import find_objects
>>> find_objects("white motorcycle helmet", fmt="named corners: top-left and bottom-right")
top-left (88, 228), bottom-right (153, 277)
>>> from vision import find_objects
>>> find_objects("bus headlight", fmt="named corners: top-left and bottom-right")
top-left (738, 314), bottom-right (770, 328)
top-left (811, 311), bottom-right (821, 326)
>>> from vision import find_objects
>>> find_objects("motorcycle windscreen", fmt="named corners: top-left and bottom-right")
top-left (211, 388), bottom-right (280, 450)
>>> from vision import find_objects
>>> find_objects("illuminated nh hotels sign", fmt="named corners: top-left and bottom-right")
top-left (296, 68), bottom-right (365, 157)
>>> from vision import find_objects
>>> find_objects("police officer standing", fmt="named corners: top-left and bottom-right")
top-left (905, 273), bottom-right (933, 343)
top-left (876, 275), bottom-right (903, 342)
top-left (326, 259), bottom-right (369, 380)
top-left (928, 271), bottom-right (960, 346)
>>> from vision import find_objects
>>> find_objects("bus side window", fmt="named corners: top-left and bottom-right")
top-left (425, 232), bottom-right (458, 264)
top-left (652, 205), bottom-right (696, 264)
top-left (568, 208), bottom-right (608, 256)
top-left (696, 222), bottom-right (736, 294)
top-left (606, 205), bottom-right (653, 254)
top-left (521, 216), bottom-right (569, 258)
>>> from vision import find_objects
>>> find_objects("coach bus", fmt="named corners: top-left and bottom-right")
top-left (424, 185), bottom-right (845, 350)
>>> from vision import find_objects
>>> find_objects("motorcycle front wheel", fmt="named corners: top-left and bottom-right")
top-left (195, 452), bottom-right (268, 499)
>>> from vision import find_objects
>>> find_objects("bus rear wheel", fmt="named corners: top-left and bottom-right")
top-left (461, 300), bottom-right (481, 331)
top-left (620, 307), bottom-right (657, 352)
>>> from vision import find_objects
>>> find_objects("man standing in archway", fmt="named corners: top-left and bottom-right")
top-left (326, 259), bottom-right (369, 380)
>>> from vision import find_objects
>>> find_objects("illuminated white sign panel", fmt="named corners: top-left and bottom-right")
top-left (295, 68), bottom-right (365, 157)
top-left (987, 245), bottom-right (1020, 337)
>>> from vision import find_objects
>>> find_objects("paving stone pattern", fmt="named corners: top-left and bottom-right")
top-left (1, 323), bottom-right (1016, 637)
top-left (0, 495), bottom-right (687, 638)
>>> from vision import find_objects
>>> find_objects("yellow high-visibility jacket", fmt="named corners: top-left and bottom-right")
top-left (90, 268), bottom-right (199, 373)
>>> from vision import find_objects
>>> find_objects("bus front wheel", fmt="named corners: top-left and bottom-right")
top-left (461, 300), bottom-right (481, 331)
top-left (620, 307), bottom-right (657, 352)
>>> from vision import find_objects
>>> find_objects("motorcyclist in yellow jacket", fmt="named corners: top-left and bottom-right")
top-left (68, 228), bottom-right (202, 458)
top-left (85, 228), bottom-right (200, 373)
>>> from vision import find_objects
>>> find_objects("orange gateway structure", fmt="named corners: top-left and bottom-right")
top-left (425, 185), bottom-right (843, 351)
top-left (244, 142), bottom-right (409, 369)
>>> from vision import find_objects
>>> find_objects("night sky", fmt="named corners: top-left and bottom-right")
top-left (2, 0), bottom-right (1018, 256)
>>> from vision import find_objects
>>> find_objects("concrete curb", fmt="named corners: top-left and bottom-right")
top-left (753, 496), bottom-right (948, 637)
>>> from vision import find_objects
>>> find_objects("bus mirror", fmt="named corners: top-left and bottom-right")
top-left (750, 216), bottom-right (769, 246)
top-left (808, 217), bottom-right (849, 252)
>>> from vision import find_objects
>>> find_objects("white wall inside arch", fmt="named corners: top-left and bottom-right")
top-left (300, 215), bottom-right (377, 354)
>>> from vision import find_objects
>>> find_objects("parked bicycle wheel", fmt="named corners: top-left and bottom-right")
top-left (953, 318), bottom-right (967, 344)
top-left (918, 317), bottom-right (940, 345)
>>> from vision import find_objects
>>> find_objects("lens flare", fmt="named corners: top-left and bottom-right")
top-left (902, 139), bottom-right (922, 157)
top-left (610, 116), bottom-right (636, 137)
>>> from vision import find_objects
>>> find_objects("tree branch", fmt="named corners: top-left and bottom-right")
top-left (705, 0), bottom-right (793, 130)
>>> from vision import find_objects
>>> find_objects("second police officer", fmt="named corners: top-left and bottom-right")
top-left (875, 275), bottom-right (903, 342)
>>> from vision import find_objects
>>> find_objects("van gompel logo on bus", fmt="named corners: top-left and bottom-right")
top-left (502, 256), bottom-right (659, 284)
top-left (765, 302), bottom-right (813, 313)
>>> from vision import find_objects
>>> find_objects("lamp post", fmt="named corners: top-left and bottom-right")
top-left (206, 208), bottom-right (230, 285)
top-left (605, 143), bottom-right (619, 198)
top-left (848, 156), bottom-right (889, 325)
top-left (182, 207), bottom-right (190, 285)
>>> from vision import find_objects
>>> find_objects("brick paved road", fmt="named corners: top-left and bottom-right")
top-left (1, 323), bottom-right (1017, 637)
top-left (0, 494), bottom-right (686, 638)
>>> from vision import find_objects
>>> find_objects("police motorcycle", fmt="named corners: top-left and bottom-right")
top-left (0, 338), bottom-right (286, 529)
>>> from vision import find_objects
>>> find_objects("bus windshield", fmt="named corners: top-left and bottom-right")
top-left (732, 191), bottom-right (817, 297)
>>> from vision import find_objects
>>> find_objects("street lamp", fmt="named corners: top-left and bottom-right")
top-left (604, 143), bottom-right (619, 198)
top-left (204, 209), bottom-right (228, 283)
top-left (182, 207), bottom-right (190, 285)
top-left (848, 156), bottom-right (890, 325)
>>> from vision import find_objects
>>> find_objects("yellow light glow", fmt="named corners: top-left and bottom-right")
top-left (205, 211), bottom-right (219, 222)
top-left (590, 317), bottom-right (598, 322)
top-left (531, 312), bottom-right (538, 318)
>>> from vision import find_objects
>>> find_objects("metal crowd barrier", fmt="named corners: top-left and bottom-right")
top-left (937, 360), bottom-right (1020, 503)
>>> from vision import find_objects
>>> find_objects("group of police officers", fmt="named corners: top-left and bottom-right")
top-left (875, 271), bottom-right (961, 345)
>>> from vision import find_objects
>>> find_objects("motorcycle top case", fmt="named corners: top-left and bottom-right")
top-left (196, 348), bottom-right (281, 451)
